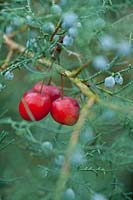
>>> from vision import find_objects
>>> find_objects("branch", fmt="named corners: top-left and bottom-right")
top-left (54, 98), bottom-right (95, 200)
top-left (2, 34), bottom-right (98, 101)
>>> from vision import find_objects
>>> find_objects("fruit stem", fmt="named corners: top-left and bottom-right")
top-left (47, 77), bottom-right (52, 85)
top-left (47, 60), bottom-right (54, 85)
top-left (49, 20), bottom-right (62, 42)
top-left (61, 74), bottom-right (64, 99)
top-left (39, 79), bottom-right (45, 93)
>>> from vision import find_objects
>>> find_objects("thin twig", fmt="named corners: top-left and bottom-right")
top-left (49, 20), bottom-right (62, 42)
top-left (2, 34), bottom-right (98, 102)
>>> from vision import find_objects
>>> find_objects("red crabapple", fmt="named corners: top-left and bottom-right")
top-left (19, 91), bottom-right (51, 121)
top-left (50, 96), bottom-right (80, 126)
top-left (33, 81), bottom-right (61, 102)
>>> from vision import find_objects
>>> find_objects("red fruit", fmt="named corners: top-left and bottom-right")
top-left (33, 81), bottom-right (61, 102)
top-left (23, 89), bottom-right (34, 96)
top-left (50, 97), bottom-right (80, 126)
top-left (19, 91), bottom-right (51, 121)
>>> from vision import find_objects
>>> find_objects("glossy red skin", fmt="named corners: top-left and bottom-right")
top-left (19, 91), bottom-right (51, 121)
top-left (23, 89), bottom-right (34, 96)
top-left (33, 81), bottom-right (61, 102)
top-left (51, 97), bottom-right (80, 126)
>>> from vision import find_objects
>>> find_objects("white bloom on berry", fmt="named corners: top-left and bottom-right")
top-left (12, 16), bottom-right (24, 26)
top-left (70, 147), bottom-right (86, 167)
top-left (93, 56), bottom-right (108, 70)
top-left (5, 26), bottom-right (13, 34)
top-left (68, 27), bottom-right (78, 38)
top-left (42, 22), bottom-right (55, 33)
top-left (63, 188), bottom-right (75, 200)
top-left (80, 127), bottom-right (94, 144)
top-left (117, 41), bottom-right (131, 56)
top-left (4, 71), bottom-right (14, 80)
top-left (59, 0), bottom-right (67, 6)
top-left (91, 193), bottom-right (108, 200)
top-left (51, 4), bottom-right (62, 15)
top-left (95, 18), bottom-right (106, 28)
top-left (104, 76), bottom-right (115, 88)
top-left (54, 155), bottom-right (64, 167)
top-left (100, 35), bottom-right (115, 50)
top-left (0, 83), bottom-right (6, 92)
top-left (41, 141), bottom-right (53, 153)
top-left (25, 15), bottom-right (33, 25)
top-left (63, 35), bottom-right (74, 46)
top-left (114, 74), bottom-right (123, 85)
top-left (62, 12), bottom-right (78, 29)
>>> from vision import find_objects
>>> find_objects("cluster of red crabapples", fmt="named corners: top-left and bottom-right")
top-left (18, 81), bottom-right (80, 126)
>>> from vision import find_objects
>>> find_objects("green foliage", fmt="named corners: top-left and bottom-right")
top-left (0, 0), bottom-right (133, 200)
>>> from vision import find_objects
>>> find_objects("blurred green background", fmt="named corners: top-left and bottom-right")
top-left (0, 0), bottom-right (133, 200)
